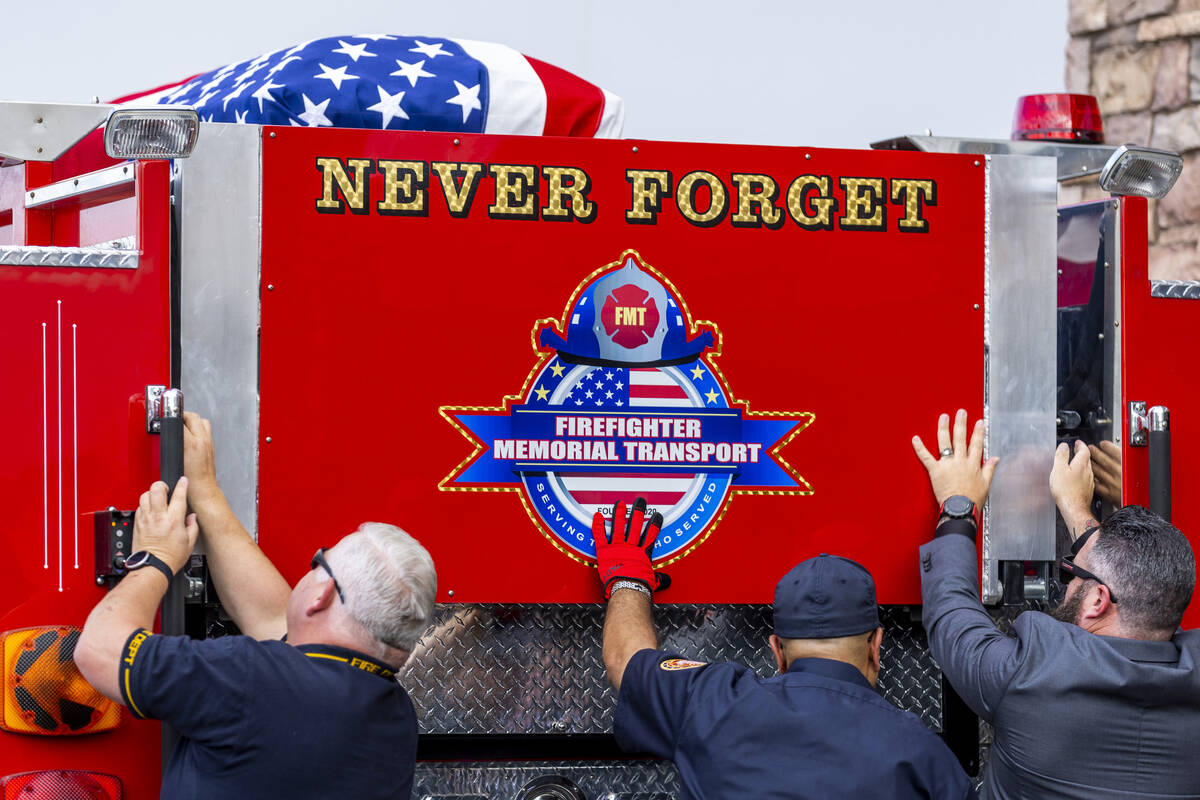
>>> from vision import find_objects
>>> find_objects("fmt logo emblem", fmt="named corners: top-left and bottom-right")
top-left (440, 251), bottom-right (812, 565)
top-left (602, 285), bottom-right (659, 347)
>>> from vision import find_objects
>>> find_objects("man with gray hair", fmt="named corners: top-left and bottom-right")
top-left (75, 412), bottom-right (436, 800)
top-left (913, 409), bottom-right (1200, 798)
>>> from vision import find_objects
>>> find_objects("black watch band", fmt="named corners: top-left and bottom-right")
top-left (935, 517), bottom-right (978, 542)
top-left (124, 551), bottom-right (174, 583)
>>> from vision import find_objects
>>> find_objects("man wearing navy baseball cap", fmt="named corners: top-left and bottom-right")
top-left (595, 499), bottom-right (975, 800)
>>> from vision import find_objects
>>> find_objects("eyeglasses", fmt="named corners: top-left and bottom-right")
top-left (1058, 527), bottom-right (1118, 603)
top-left (311, 548), bottom-right (346, 604)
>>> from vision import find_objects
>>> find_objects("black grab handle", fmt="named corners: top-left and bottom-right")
top-left (159, 389), bottom-right (186, 765)
top-left (1149, 406), bottom-right (1171, 522)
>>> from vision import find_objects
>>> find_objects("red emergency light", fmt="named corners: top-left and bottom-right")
top-left (1012, 93), bottom-right (1104, 143)
top-left (0, 770), bottom-right (122, 799)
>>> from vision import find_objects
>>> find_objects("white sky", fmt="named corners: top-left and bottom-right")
top-left (0, 0), bottom-right (1067, 148)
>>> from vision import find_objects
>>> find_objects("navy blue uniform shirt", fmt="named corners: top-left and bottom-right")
top-left (119, 629), bottom-right (417, 800)
top-left (615, 649), bottom-right (975, 800)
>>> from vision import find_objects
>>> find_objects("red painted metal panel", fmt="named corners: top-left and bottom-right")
top-left (1118, 197), bottom-right (1200, 628)
top-left (257, 127), bottom-right (985, 604)
top-left (0, 161), bottom-right (170, 798)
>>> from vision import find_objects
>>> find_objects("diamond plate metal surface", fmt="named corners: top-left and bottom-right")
top-left (413, 760), bottom-right (679, 799)
top-left (401, 605), bottom-right (943, 735)
top-left (877, 606), bottom-right (943, 730)
top-left (0, 244), bottom-right (138, 269)
top-left (1151, 279), bottom-right (1200, 300)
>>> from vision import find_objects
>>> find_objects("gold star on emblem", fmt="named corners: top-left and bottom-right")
top-left (705, 389), bottom-right (719, 405)
top-left (690, 364), bottom-right (705, 380)
top-left (549, 361), bottom-right (565, 378)
top-left (534, 385), bottom-right (550, 401)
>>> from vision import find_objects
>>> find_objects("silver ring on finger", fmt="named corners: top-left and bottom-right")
top-left (940, 448), bottom-right (954, 458)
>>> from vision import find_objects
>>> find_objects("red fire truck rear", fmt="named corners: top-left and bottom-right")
top-left (0, 78), bottom-right (1192, 798)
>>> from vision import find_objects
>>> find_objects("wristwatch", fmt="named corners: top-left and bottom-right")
top-left (124, 550), bottom-right (174, 583)
top-left (939, 495), bottom-right (977, 526)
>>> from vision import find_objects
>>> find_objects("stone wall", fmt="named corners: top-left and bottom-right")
top-left (1067, 0), bottom-right (1200, 280)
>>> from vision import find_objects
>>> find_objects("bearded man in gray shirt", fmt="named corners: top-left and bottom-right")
top-left (912, 409), bottom-right (1200, 799)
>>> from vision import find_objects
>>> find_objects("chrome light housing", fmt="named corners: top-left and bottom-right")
top-left (1099, 144), bottom-right (1184, 199)
top-left (103, 107), bottom-right (200, 160)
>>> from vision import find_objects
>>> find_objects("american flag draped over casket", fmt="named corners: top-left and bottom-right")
top-left (54, 34), bottom-right (624, 178)
top-left (128, 35), bottom-right (623, 137)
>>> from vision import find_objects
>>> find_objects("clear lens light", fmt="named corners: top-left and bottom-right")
top-left (104, 108), bottom-right (200, 159)
top-left (1099, 145), bottom-right (1184, 199)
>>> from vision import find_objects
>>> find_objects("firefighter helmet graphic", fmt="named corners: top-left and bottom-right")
top-left (537, 255), bottom-right (715, 367)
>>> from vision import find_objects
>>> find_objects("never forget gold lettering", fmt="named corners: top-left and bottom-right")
top-left (312, 155), bottom-right (937, 232)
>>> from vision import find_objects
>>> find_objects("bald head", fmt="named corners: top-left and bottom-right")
top-left (769, 628), bottom-right (884, 686)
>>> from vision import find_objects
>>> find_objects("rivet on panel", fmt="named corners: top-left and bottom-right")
top-left (447, 589), bottom-right (455, 597)
top-left (267, 284), bottom-right (275, 291)
top-left (973, 160), bottom-right (980, 167)
top-left (632, 146), bottom-right (639, 153)
top-left (805, 153), bottom-right (811, 160)
top-left (974, 304), bottom-right (980, 310)
top-left (1114, 321), bottom-right (1120, 327)
top-left (453, 138), bottom-right (460, 146)
top-left (265, 436), bottom-right (273, 443)
top-left (269, 131), bottom-right (276, 139)
top-left (1098, 333), bottom-right (1105, 340)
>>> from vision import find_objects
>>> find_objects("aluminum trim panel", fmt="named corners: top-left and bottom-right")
top-left (178, 123), bottom-right (262, 537)
top-left (402, 605), bottom-right (942, 735)
top-left (1151, 279), bottom-right (1200, 300)
top-left (1105, 205), bottom-right (1122, 462)
top-left (24, 163), bottom-right (134, 208)
top-left (984, 155), bottom-right (1058, 575)
top-left (0, 100), bottom-right (114, 162)
top-left (872, 135), bottom-right (1116, 181)
top-left (0, 244), bottom-right (137, 269)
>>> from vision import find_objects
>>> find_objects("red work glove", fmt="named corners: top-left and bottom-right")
top-left (592, 497), bottom-right (671, 599)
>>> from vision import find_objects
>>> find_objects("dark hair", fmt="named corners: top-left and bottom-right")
top-left (1089, 506), bottom-right (1195, 634)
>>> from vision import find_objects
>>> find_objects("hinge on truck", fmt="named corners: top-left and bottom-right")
top-left (1129, 401), bottom-right (1148, 446)
top-left (146, 385), bottom-right (165, 433)
top-left (145, 385), bottom-right (183, 434)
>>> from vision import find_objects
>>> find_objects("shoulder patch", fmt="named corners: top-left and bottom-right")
top-left (659, 658), bottom-right (707, 671)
